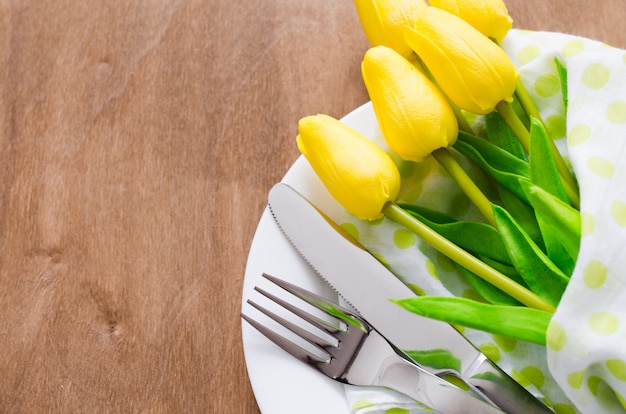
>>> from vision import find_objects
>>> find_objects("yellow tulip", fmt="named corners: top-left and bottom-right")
top-left (361, 46), bottom-right (458, 163)
top-left (353, 0), bottom-right (427, 59)
top-left (296, 114), bottom-right (401, 220)
top-left (403, 6), bottom-right (519, 115)
top-left (429, 0), bottom-right (512, 43)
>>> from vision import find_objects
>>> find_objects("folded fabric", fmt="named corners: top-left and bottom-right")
top-left (339, 29), bottom-right (626, 414)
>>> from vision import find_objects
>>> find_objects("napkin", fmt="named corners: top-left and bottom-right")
top-left (339, 29), bottom-right (626, 414)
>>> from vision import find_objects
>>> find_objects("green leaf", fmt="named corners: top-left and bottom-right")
top-left (521, 181), bottom-right (581, 264)
top-left (457, 265), bottom-right (522, 306)
top-left (453, 132), bottom-right (531, 203)
top-left (499, 185), bottom-right (544, 250)
top-left (399, 204), bottom-right (512, 265)
top-left (541, 234), bottom-right (576, 276)
top-left (493, 204), bottom-right (569, 307)
top-left (511, 93), bottom-right (531, 130)
top-left (529, 118), bottom-right (569, 204)
top-left (393, 296), bottom-right (551, 345)
top-left (485, 112), bottom-right (526, 160)
top-left (527, 119), bottom-right (576, 274)
top-left (554, 57), bottom-right (568, 110)
top-left (478, 255), bottom-right (527, 287)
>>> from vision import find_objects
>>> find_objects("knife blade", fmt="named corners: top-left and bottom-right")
top-left (267, 182), bottom-right (553, 414)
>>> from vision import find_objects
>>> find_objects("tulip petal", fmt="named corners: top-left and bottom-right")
top-left (361, 46), bottom-right (458, 162)
top-left (429, 0), bottom-right (513, 43)
top-left (354, 0), bottom-right (427, 59)
top-left (403, 7), bottom-right (519, 114)
top-left (297, 114), bottom-right (401, 220)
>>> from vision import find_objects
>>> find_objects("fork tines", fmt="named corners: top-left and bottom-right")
top-left (241, 273), bottom-right (367, 367)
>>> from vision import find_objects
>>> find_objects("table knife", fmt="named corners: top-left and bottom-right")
top-left (267, 182), bottom-right (553, 414)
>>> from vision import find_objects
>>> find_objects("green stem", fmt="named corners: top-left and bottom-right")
top-left (515, 80), bottom-right (542, 122)
top-left (382, 202), bottom-right (556, 313)
top-left (432, 148), bottom-right (496, 227)
top-left (496, 100), bottom-right (531, 151)
top-left (496, 101), bottom-right (580, 209)
top-left (450, 102), bottom-right (474, 135)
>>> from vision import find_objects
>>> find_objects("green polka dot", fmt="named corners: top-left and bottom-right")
top-left (589, 311), bottom-right (620, 335)
top-left (562, 40), bottom-right (585, 57)
top-left (385, 408), bottom-right (410, 414)
top-left (582, 63), bottom-right (611, 89)
top-left (511, 370), bottom-right (531, 387)
top-left (352, 399), bottom-right (374, 410)
top-left (607, 359), bottom-right (626, 381)
top-left (553, 403), bottom-right (577, 414)
top-left (611, 201), bottom-right (626, 226)
top-left (436, 252), bottom-right (456, 272)
top-left (534, 74), bottom-right (561, 97)
top-left (398, 160), bottom-right (416, 180)
top-left (581, 212), bottom-right (595, 236)
top-left (425, 259), bottom-right (438, 279)
top-left (369, 217), bottom-right (385, 226)
top-left (607, 100), bottom-right (626, 124)
top-left (547, 320), bottom-right (567, 351)
top-left (623, 53), bottom-right (626, 65)
top-left (520, 366), bottom-right (545, 388)
top-left (393, 228), bottom-right (416, 249)
top-left (588, 375), bottom-right (603, 396)
top-left (583, 260), bottom-right (607, 289)
top-left (587, 156), bottom-right (615, 178)
top-left (414, 157), bottom-right (439, 181)
top-left (511, 368), bottom-right (545, 389)
top-left (372, 253), bottom-right (391, 269)
top-left (493, 334), bottom-right (517, 352)
top-left (568, 370), bottom-right (585, 389)
top-left (517, 45), bottom-right (541, 65)
top-left (401, 184), bottom-right (423, 203)
top-left (588, 376), bottom-right (623, 407)
top-left (340, 222), bottom-right (359, 240)
top-left (479, 342), bottom-right (501, 363)
top-left (509, 342), bottom-right (530, 360)
top-left (545, 115), bottom-right (566, 139)
top-left (568, 124), bottom-right (592, 146)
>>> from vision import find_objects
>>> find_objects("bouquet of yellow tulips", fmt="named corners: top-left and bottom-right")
top-left (293, 0), bottom-right (626, 412)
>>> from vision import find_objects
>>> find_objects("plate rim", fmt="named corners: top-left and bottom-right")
top-left (240, 102), bottom-right (376, 414)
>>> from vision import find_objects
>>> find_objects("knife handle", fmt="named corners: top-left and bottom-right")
top-left (372, 352), bottom-right (506, 414)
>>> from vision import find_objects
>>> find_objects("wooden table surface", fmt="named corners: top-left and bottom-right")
top-left (1, 1), bottom-right (624, 412)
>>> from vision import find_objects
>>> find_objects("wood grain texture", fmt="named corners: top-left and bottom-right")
top-left (0, 1), bottom-right (624, 413)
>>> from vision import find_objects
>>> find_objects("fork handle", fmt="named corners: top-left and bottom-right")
top-left (374, 355), bottom-right (506, 414)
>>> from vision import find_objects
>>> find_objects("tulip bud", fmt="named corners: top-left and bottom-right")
top-left (361, 46), bottom-right (458, 163)
top-left (297, 114), bottom-right (401, 220)
top-left (403, 6), bottom-right (519, 114)
top-left (429, 0), bottom-right (512, 43)
top-left (353, 0), bottom-right (427, 59)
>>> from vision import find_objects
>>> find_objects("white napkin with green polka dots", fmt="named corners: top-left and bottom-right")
top-left (340, 29), bottom-right (626, 414)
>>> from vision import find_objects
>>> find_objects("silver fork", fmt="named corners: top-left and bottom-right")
top-left (242, 273), bottom-right (505, 414)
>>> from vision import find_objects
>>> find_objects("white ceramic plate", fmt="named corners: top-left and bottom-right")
top-left (241, 102), bottom-right (378, 414)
